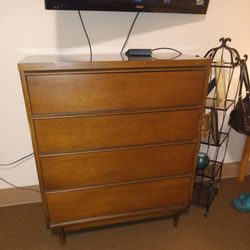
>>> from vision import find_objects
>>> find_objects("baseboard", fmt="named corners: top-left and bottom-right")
top-left (0, 162), bottom-right (249, 207)
top-left (0, 185), bottom-right (41, 208)
top-left (222, 161), bottom-right (250, 179)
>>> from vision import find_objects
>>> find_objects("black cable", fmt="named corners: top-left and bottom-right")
top-left (152, 47), bottom-right (182, 56)
top-left (78, 10), bottom-right (92, 61)
top-left (0, 178), bottom-right (40, 193)
top-left (0, 153), bottom-right (34, 167)
top-left (120, 12), bottom-right (140, 55)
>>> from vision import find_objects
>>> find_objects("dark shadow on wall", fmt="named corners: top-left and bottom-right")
top-left (56, 10), bottom-right (206, 49)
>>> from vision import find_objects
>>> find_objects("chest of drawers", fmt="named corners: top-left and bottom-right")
top-left (18, 55), bottom-right (210, 243)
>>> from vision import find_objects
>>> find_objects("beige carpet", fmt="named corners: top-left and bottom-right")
top-left (1, 177), bottom-right (250, 250)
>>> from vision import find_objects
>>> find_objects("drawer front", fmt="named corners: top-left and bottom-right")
top-left (41, 143), bottom-right (196, 191)
top-left (46, 177), bottom-right (191, 224)
top-left (34, 110), bottom-right (200, 154)
top-left (27, 70), bottom-right (205, 115)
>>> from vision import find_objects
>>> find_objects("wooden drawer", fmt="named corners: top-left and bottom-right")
top-left (41, 143), bottom-right (196, 191)
top-left (27, 70), bottom-right (205, 115)
top-left (46, 177), bottom-right (191, 224)
top-left (34, 110), bottom-right (200, 154)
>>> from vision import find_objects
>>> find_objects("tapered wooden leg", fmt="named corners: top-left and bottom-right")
top-left (58, 228), bottom-right (66, 245)
top-left (173, 213), bottom-right (180, 227)
top-left (238, 136), bottom-right (250, 182)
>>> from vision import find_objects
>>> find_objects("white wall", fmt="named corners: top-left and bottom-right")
top-left (0, 0), bottom-right (249, 188)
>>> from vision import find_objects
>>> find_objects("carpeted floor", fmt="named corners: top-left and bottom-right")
top-left (1, 177), bottom-right (250, 250)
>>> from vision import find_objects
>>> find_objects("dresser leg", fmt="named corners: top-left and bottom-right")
top-left (173, 213), bottom-right (180, 227)
top-left (58, 228), bottom-right (66, 245)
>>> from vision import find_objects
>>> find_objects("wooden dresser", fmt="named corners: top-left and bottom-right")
top-left (18, 54), bottom-right (210, 243)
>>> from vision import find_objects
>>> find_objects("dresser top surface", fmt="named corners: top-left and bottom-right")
top-left (18, 54), bottom-right (211, 72)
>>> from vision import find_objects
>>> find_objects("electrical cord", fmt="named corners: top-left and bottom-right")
top-left (152, 47), bottom-right (182, 56)
top-left (0, 153), bottom-right (34, 167)
top-left (0, 153), bottom-right (39, 193)
top-left (120, 12), bottom-right (140, 55)
top-left (151, 47), bottom-right (183, 60)
top-left (78, 10), bottom-right (93, 61)
top-left (0, 177), bottom-right (40, 193)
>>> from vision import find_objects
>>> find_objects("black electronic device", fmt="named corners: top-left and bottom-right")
top-left (125, 49), bottom-right (152, 57)
top-left (45, 0), bottom-right (210, 14)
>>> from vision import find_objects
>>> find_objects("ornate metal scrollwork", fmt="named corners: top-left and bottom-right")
top-left (204, 37), bottom-right (241, 67)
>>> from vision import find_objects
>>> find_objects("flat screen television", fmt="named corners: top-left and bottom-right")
top-left (45, 0), bottom-right (210, 14)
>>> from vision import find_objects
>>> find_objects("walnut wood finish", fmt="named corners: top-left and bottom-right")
top-left (60, 206), bottom-right (186, 232)
top-left (41, 143), bottom-right (196, 191)
top-left (27, 70), bottom-right (205, 115)
top-left (18, 54), bottom-right (211, 242)
top-left (34, 110), bottom-right (199, 154)
top-left (46, 177), bottom-right (191, 224)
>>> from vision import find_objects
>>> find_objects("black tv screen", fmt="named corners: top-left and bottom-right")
top-left (45, 0), bottom-right (210, 14)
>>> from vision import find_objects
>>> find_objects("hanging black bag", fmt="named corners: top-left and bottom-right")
top-left (229, 59), bottom-right (250, 135)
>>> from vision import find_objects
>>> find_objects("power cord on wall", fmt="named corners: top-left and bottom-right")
top-left (120, 12), bottom-right (140, 55)
top-left (77, 10), bottom-right (182, 60)
top-left (119, 12), bottom-right (182, 58)
top-left (0, 177), bottom-right (40, 193)
top-left (0, 153), bottom-right (34, 168)
top-left (0, 153), bottom-right (39, 193)
top-left (78, 10), bottom-right (93, 61)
